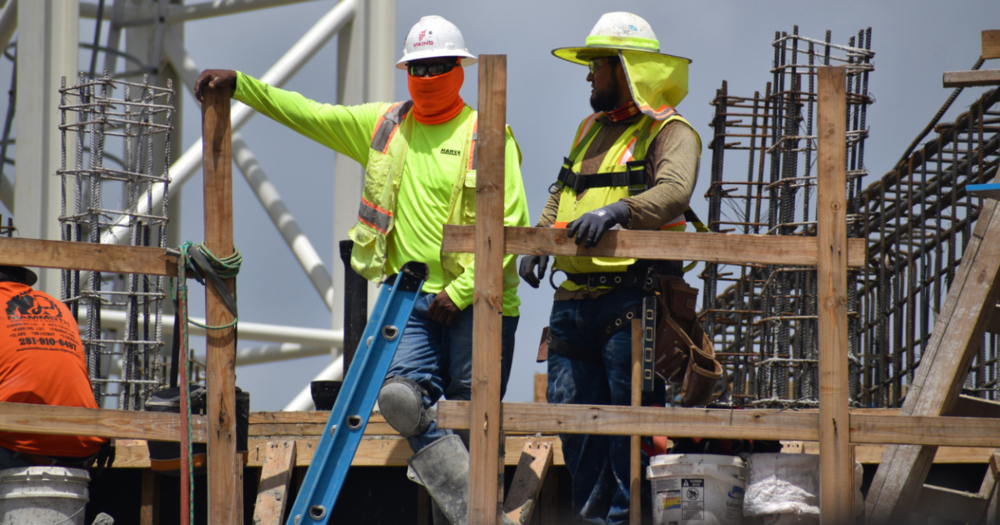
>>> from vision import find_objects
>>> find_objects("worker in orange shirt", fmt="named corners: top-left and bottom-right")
top-left (0, 265), bottom-right (108, 469)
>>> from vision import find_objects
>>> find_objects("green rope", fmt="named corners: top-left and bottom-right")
top-left (179, 241), bottom-right (241, 330)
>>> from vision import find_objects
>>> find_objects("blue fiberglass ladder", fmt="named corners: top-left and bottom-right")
top-left (285, 261), bottom-right (428, 525)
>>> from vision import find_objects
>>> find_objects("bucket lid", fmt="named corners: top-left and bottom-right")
top-left (0, 466), bottom-right (91, 480)
top-left (650, 453), bottom-right (746, 468)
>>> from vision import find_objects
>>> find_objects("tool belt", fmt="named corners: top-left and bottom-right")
top-left (539, 273), bottom-right (721, 407)
top-left (652, 276), bottom-right (721, 406)
top-left (556, 260), bottom-right (683, 292)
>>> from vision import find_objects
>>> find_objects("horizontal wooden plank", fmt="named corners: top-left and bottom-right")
top-left (438, 401), bottom-right (820, 442)
top-left (943, 69), bottom-right (1000, 88)
top-left (441, 226), bottom-right (867, 268)
top-left (850, 414), bottom-right (1000, 447)
top-left (0, 402), bottom-right (206, 442)
top-left (440, 402), bottom-right (1000, 447)
top-left (113, 435), bottom-right (566, 468)
top-left (0, 237), bottom-right (179, 276)
top-left (797, 441), bottom-right (997, 464)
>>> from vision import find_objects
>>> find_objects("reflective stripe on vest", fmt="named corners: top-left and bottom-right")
top-left (358, 196), bottom-right (392, 234)
top-left (370, 100), bottom-right (414, 154)
top-left (359, 101), bottom-right (415, 234)
top-left (469, 122), bottom-right (478, 171)
top-left (572, 113), bottom-right (601, 149)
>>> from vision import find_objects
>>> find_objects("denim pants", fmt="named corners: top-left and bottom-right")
top-left (385, 291), bottom-right (518, 453)
top-left (547, 288), bottom-right (665, 525)
top-left (0, 447), bottom-right (32, 470)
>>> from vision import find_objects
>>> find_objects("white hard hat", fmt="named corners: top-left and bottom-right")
top-left (552, 12), bottom-right (690, 65)
top-left (397, 15), bottom-right (477, 70)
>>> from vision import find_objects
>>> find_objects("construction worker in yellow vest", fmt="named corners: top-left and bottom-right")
top-left (196, 15), bottom-right (529, 525)
top-left (518, 12), bottom-right (702, 524)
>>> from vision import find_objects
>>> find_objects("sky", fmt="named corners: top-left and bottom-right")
top-left (4, 0), bottom-right (1000, 411)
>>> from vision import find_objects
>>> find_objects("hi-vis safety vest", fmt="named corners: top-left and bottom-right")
top-left (552, 109), bottom-right (701, 278)
top-left (348, 101), bottom-right (479, 282)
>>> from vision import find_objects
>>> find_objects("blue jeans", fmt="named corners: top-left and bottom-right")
top-left (547, 288), bottom-right (665, 525)
top-left (0, 447), bottom-right (31, 470)
top-left (386, 291), bottom-right (518, 453)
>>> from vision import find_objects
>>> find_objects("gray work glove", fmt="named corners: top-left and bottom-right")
top-left (518, 255), bottom-right (549, 288)
top-left (566, 201), bottom-right (631, 248)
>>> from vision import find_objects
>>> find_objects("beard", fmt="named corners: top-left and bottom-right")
top-left (590, 76), bottom-right (622, 112)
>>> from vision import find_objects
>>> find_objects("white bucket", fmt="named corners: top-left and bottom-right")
top-left (0, 466), bottom-right (90, 525)
top-left (648, 454), bottom-right (746, 525)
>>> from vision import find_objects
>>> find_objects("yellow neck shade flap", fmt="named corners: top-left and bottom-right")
top-left (620, 49), bottom-right (689, 119)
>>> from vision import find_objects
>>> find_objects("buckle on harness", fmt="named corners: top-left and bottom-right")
top-left (625, 160), bottom-right (647, 196)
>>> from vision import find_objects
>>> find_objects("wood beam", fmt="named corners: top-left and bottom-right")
top-left (469, 54), bottom-right (506, 525)
top-left (441, 225), bottom-right (867, 268)
top-left (0, 237), bottom-right (180, 276)
top-left (943, 69), bottom-right (1000, 88)
top-left (502, 440), bottom-right (553, 525)
top-left (914, 484), bottom-right (988, 524)
top-left (202, 84), bottom-right (241, 525)
top-left (950, 394), bottom-right (1000, 418)
top-left (0, 401), bottom-right (207, 442)
top-left (865, 195), bottom-right (1000, 524)
top-left (983, 30), bottom-right (1000, 60)
top-left (252, 440), bottom-right (297, 525)
top-left (141, 470), bottom-right (160, 525)
top-left (817, 65), bottom-right (853, 523)
top-left (440, 401), bottom-right (819, 442)
top-left (438, 401), bottom-right (1000, 448)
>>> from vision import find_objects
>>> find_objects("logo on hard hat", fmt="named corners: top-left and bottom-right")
top-left (414, 29), bottom-right (434, 47)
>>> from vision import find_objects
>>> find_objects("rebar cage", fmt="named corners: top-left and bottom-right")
top-left (57, 73), bottom-right (174, 410)
top-left (702, 27), bottom-right (875, 408)
top-left (703, 26), bottom-right (1000, 409)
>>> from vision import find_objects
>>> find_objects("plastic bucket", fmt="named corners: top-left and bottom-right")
top-left (647, 454), bottom-right (746, 525)
top-left (0, 466), bottom-right (90, 525)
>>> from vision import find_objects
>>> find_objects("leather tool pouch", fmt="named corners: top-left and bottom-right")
top-left (653, 276), bottom-right (721, 406)
top-left (536, 326), bottom-right (550, 363)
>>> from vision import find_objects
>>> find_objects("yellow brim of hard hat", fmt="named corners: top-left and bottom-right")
top-left (551, 46), bottom-right (691, 66)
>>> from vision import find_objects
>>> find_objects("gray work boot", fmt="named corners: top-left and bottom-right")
top-left (408, 435), bottom-right (519, 525)
top-left (408, 435), bottom-right (470, 525)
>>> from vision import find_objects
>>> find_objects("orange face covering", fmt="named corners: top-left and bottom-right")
top-left (407, 65), bottom-right (465, 125)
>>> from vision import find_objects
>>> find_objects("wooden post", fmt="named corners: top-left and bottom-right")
top-left (630, 319), bottom-right (642, 524)
top-left (469, 54), bottom-right (507, 525)
top-left (202, 86), bottom-right (241, 525)
top-left (816, 66), bottom-right (853, 523)
top-left (141, 469), bottom-right (160, 525)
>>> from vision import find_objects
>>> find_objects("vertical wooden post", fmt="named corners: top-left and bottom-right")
top-left (816, 66), bottom-right (853, 523)
top-left (630, 319), bottom-right (642, 524)
top-left (470, 54), bottom-right (507, 525)
top-left (141, 469), bottom-right (160, 525)
top-left (202, 86), bottom-right (241, 525)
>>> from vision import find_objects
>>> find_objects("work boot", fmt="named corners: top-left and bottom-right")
top-left (408, 435), bottom-right (518, 525)
top-left (408, 435), bottom-right (470, 525)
